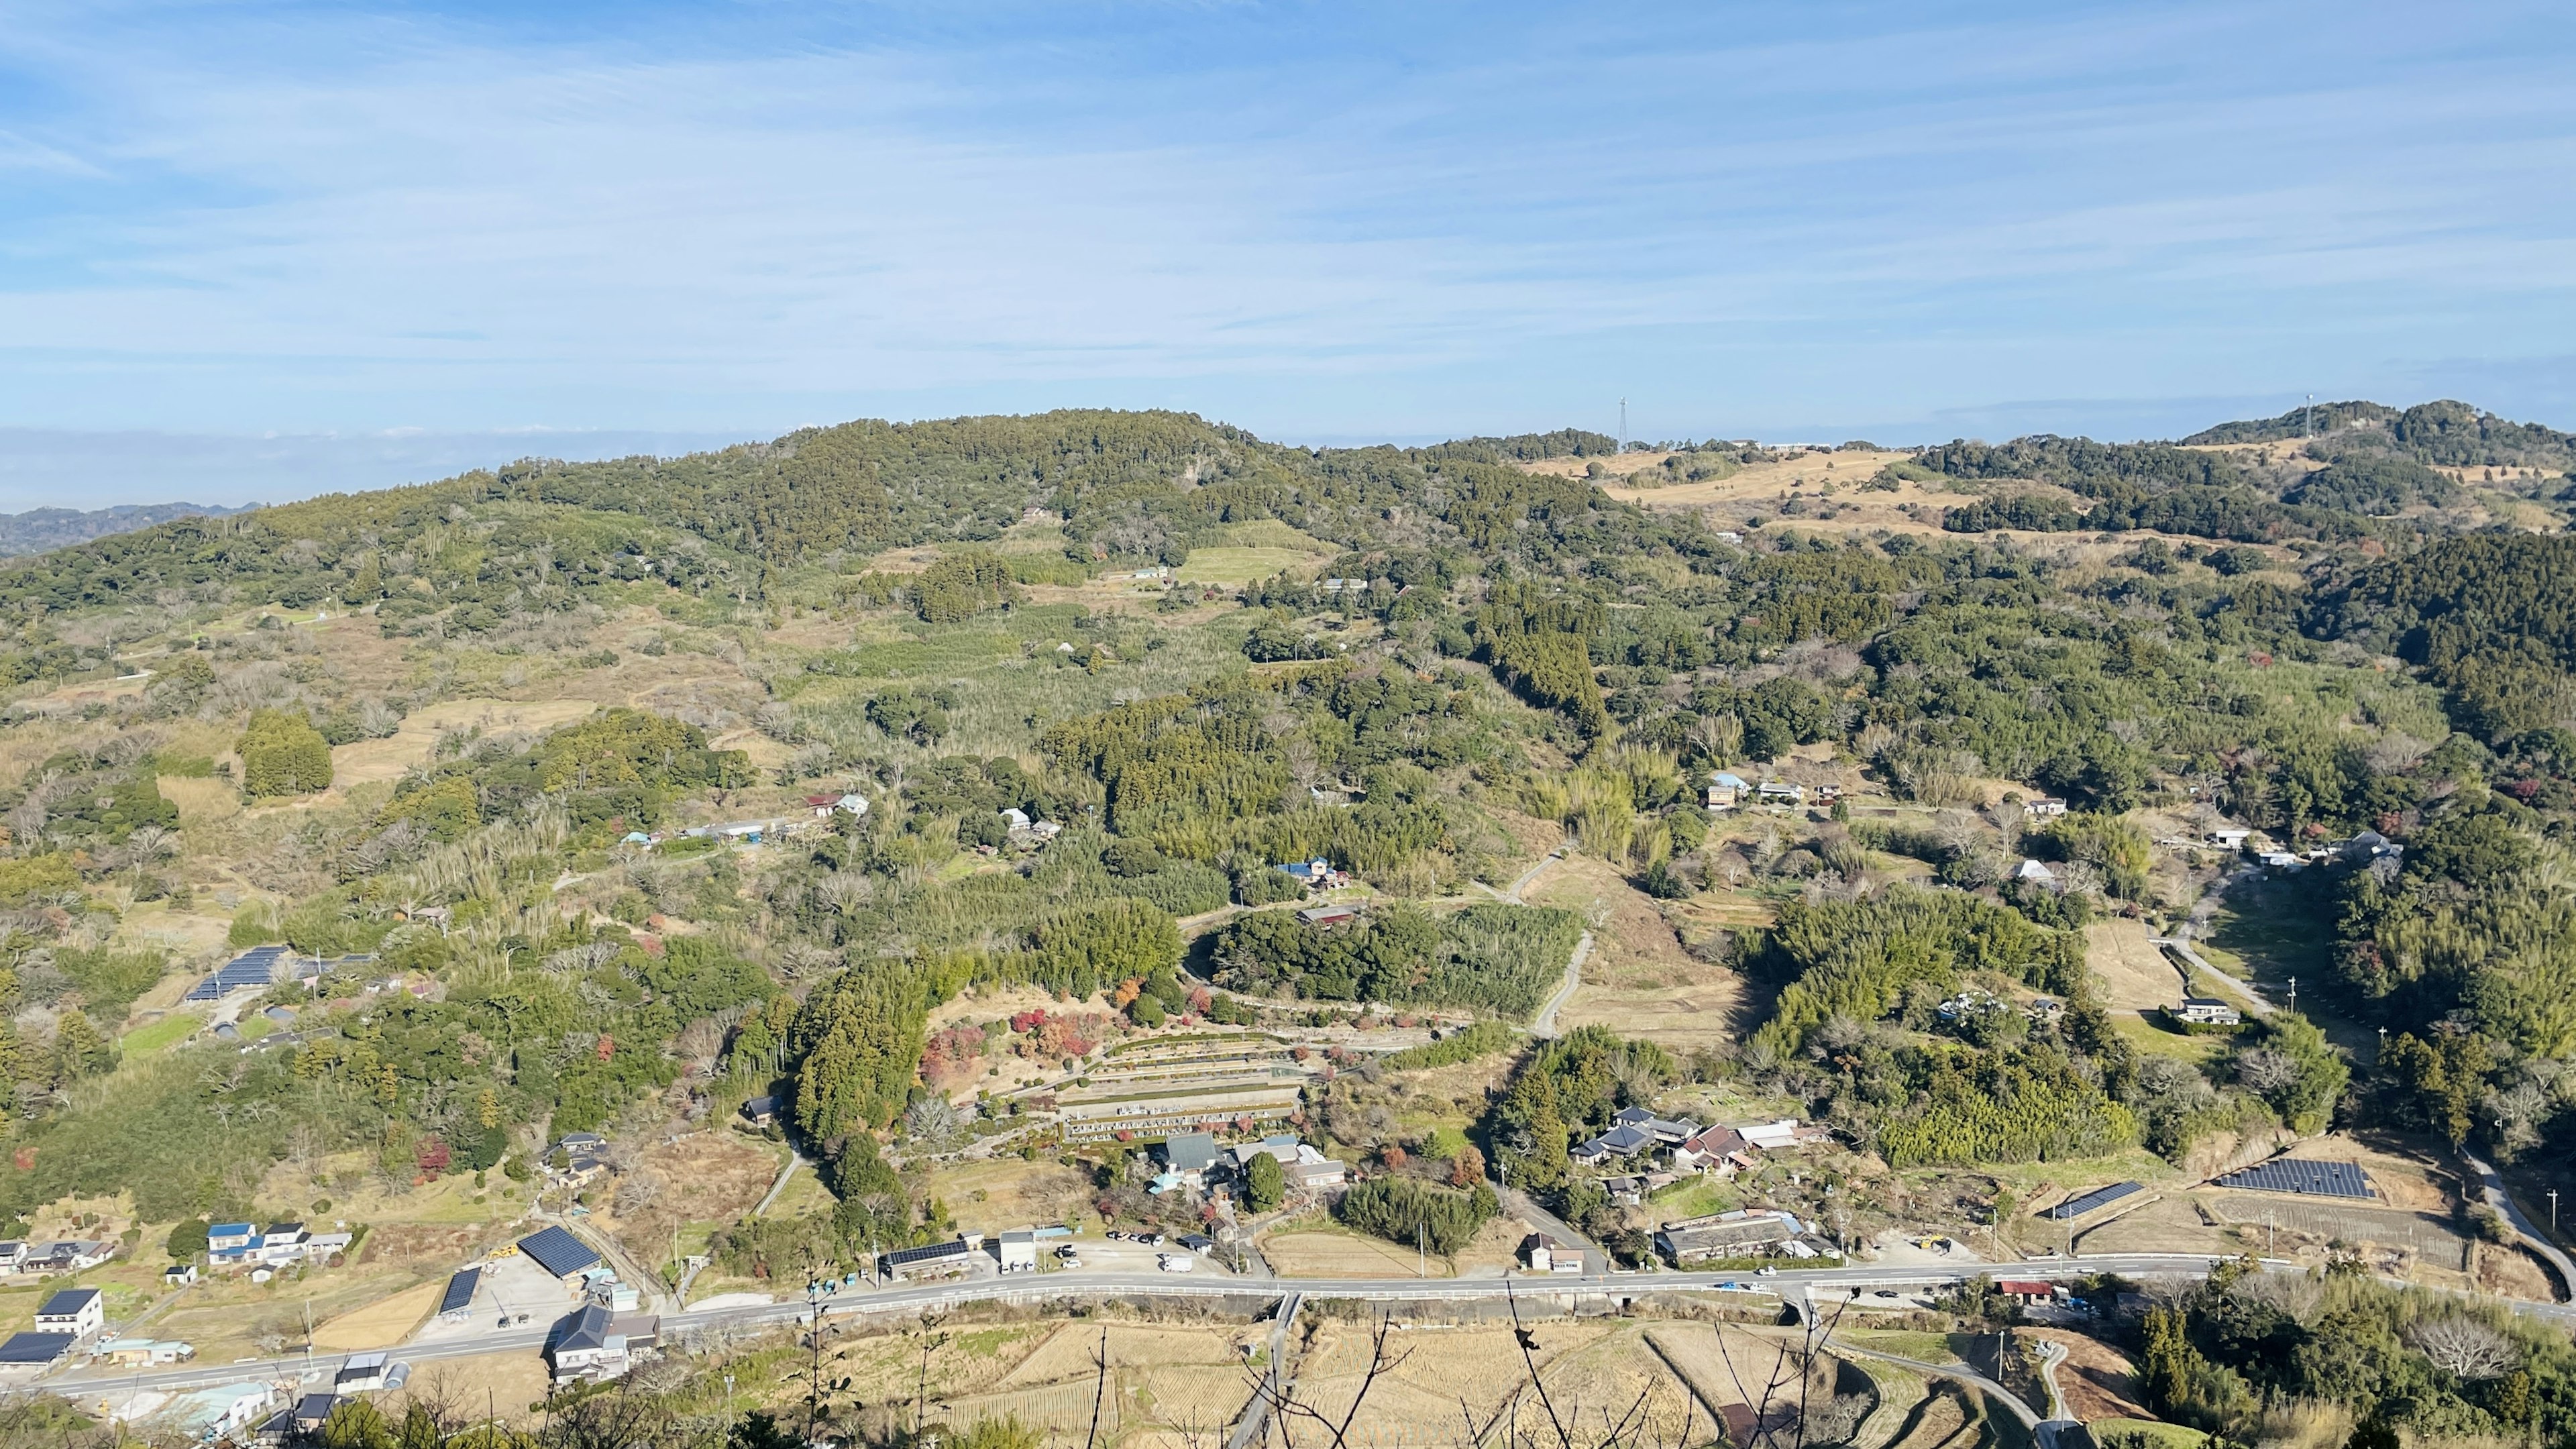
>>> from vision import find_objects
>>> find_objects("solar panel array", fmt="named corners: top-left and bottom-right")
top-left (439, 1267), bottom-right (480, 1316)
top-left (0, 1333), bottom-right (72, 1364)
top-left (186, 945), bottom-right (289, 1002)
top-left (2045, 1181), bottom-right (2145, 1220)
top-left (517, 1226), bottom-right (601, 1278)
top-left (879, 1240), bottom-right (971, 1270)
top-left (2216, 1159), bottom-right (2374, 1198)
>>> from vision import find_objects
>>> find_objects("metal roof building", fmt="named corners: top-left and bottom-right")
top-left (0, 1333), bottom-right (73, 1365)
top-left (517, 1226), bottom-right (602, 1279)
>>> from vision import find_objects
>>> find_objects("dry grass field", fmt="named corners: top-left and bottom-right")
top-left (385, 1352), bottom-right (557, 1424)
top-left (331, 696), bottom-right (600, 789)
top-left (2025, 1330), bottom-right (2147, 1422)
top-left (1580, 449), bottom-right (1990, 539)
top-left (311, 1279), bottom-right (440, 1350)
top-left (1529, 853), bottom-right (1752, 1049)
top-left (1261, 1226), bottom-right (1446, 1279)
top-left (919, 1158), bottom-right (1093, 1240)
top-left (594, 1131), bottom-right (785, 1271)
top-left (2086, 922), bottom-right (2184, 1014)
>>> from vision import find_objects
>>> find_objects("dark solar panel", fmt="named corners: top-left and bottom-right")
top-left (2045, 1181), bottom-right (2145, 1220)
top-left (187, 946), bottom-right (290, 1001)
top-left (880, 1241), bottom-right (971, 1269)
top-left (0, 1334), bottom-right (72, 1364)
top-left (439, 1267), bottom-right (480, 1315)
top-left (2215, 1159), bottom-right (2373, 1198)
top-left (517, 1226), bottom-right (601, 1278)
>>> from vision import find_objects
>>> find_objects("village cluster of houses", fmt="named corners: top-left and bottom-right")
top-left (200, 1222), bottom-right (356, 1276)
top-left (1152, 1131), bottom-right (1348, 1198)
top-left (0, 1239), bottom-right (113, 1278)
top-left (1564, 1110), bottom-right (1837, 1226)
top-left (1704, 775), bottom-right (1841, 812)
top-left (1275, 857), bottom-right (1354, 892)
top-left (84, 1346), bottom-right (413, 1444)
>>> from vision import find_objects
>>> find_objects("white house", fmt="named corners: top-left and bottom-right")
top-left (335, 1352), bottom-right (392, 1393)
top-left (36, 1289), bottom-right (103, 1338)
top-left (2014, 859), bottom-right (2058, 885)
top-left (1738, 1120), bottom-right (1803, 1151)
top-left (996, 1230), bottom-right (1039, 1274)
top-left (2176, 998), bottom-right (2243, 1026)
top-left (1520, 1235), bottom-right (1582, 1275)
top-left (2023, 797), bottom-right (2071, 820)
top-left (1705, 773), bottom-right (1750, 810)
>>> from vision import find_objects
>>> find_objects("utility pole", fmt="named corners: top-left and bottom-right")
top-left (2288, 976), bottom-right (2296, 1014)
top-left (2304, 393), bottom-right (2314, 439)
top-left (2550, 1189), bottom-right (2560, 1234)
top-left (1619, 398), bottom-right (1627, 454)
top-left (806, 1280), bottom-right (824, 1445)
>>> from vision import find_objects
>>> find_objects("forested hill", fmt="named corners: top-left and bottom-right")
top-left (1927, 397), bottom-right (2575, 542)
top-left (2184, 396), bottom-right (2576, 472)
top-left (0, 500), bottom-right (256, 558)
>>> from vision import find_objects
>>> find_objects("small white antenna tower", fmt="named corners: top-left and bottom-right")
top-left (1619, 398), bottom-right (1627, 453)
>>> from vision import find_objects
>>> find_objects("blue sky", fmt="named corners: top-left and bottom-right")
top-left (3, 0), bottom-right (2574, 504)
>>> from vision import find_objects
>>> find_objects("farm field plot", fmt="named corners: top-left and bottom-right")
top-left (593, 1131), bottom-right (784, 1271)
top-left (919, 1159), bottom-right (1092, 1239)
top-left (1263, 1226), bottom-right (1451, 1278)
top-left (1531, 854), bottom-right (1751, 1049)
top-left (1587, 449), bottom-right (1982, 538)
top-left (922, 1322), bottom-right (1251, 1445)
top-left (383, 1351), bottom-right (557, 1424)
top-left (1177, 546), bottom-right (1330, 586)
top-left (311, 1279), bottom-right (440, 1350)
top-left (2086, 922), bottom-right (2182, 1013)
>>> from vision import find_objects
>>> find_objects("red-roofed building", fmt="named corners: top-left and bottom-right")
top-left (1996, 1280), bottom-right (2059, 1305)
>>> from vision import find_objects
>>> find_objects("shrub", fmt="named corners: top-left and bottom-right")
top-left (1334, 1177), bottom-right (1499, 1256)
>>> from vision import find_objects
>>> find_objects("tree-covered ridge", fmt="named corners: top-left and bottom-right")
top-left (2187, 397), bottom-right (2576, 472)
top-left (2309, 534), bottom-right (2576, 745)
top-left (1209, 901), bottom-right (1582, 1017)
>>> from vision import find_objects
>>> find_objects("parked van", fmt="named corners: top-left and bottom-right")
top-left (1157, 1253), bottom-right (1195, 1274)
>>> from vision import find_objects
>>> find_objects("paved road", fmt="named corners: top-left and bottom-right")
top-left (1837, 1344), bottom-right (2036, 1428)
top-left (1226, 1291), bottom-right (1300, 1449)
top-left (2465, 1150), bottom-right (2576, 1301)
top-left (41, 1253), bottom-right (2297, 1401)
top-left (1528, 932), bottom-right (1593, 1039)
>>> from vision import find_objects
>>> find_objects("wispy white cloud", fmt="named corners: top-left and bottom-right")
top-left (0, 0), bottom-right (2569, 461)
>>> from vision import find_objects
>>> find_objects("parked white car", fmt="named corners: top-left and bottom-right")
top-left (1157, 1253), bottom-right (1195, 1274)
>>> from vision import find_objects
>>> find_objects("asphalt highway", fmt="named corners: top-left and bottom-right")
top-left (42, 1252), bottom-right (2291, 1401)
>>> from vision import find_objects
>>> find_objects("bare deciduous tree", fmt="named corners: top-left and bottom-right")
top-left (2408, 1316), bottom-right (2520, 1380)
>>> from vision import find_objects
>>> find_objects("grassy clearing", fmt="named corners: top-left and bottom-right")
top-left (1178, 547), bottom-right (1328, 586)
top-left (791, 608), bottom-right (1252, 761)
top-left (2091, 1420), bottom-right (2208, 1449)
top-left (1847, 1330), bottom-right (1961, 1363)
top-left (120, 1014), bottom-right (201, 1057)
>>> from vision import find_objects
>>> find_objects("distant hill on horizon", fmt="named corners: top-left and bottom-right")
top-left (6, 396), bottom-right (2570, 576)
top-left (0, 500), bottom-right (258, 559)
